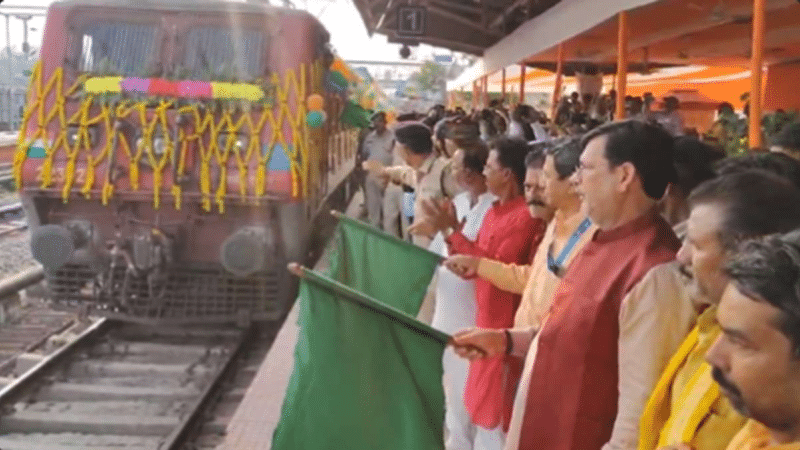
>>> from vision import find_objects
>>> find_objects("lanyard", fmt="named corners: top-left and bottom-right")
top-left (547, 217), bottom-right (592, 274)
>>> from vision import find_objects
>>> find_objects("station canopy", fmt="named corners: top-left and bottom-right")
top-left (481, 64), bottom-right (751, 108)
top-left (351, 0), bottom-right (561, 55)
top-left (352, 0), bottom-right (800, 93)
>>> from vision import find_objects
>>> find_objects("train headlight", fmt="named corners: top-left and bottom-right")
top-left (220, 226), bottom-right (271, 277)
top-left (66, 126), bottom-right (99, 149)
top-left (152, 136), bottom-right (167, 158)
top-left (234, 138), bottom-right (247, 153)
top-left (31, 224), bottom-right (76, 272)
top-left (135, 134), bottom-right (168, 165)
top-left (217, 133), bottom-right (248, 153)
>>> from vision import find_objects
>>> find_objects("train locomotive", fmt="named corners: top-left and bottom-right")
top-left (14, 0), bottom-right (359, 323)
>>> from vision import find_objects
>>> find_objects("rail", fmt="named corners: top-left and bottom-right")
top-left (0, 267), bottom-right (44, 300)
top-left (0, 321), bottom-right (252, 449)
top-left (0, 163), bottom-right (12, 187)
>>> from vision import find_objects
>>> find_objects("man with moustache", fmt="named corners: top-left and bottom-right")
top-left (452, 120), bottom-right (682, 450)
top-left (639, 171), bottom-right (800, 450)
top-left (704, 231), bottom-right (800, 450)
top-left (521, 145), bottom-right (554, 224)
top-left (441, 136), bottom-right (602, 447)
top-left (443, 136), bottom-right (593, 331)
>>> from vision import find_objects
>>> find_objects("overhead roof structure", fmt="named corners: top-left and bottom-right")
top-left (522, 0), bottom-right (800, 68)
top-left (350, 0), bottom-right (561, 55)
top-left (352, 0), bottom-right (796, 147)
top-left (352, 0), bottom-right (800, 90)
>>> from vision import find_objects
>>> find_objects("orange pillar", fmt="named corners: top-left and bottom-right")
top-left (749, 0), bottom-right (766, 148)
top-left (615, 11), bottom-right (629, 120)
top-left (501, 68), bottom-right (506, 100)
top-left (551, 43), bottom-right (565, 119)
top-left (483, 74), bottom-right (489, 107)
top-left (519, 64), bottom-right (527, 104)
top-left (472, 80), bottom-right (478, 109)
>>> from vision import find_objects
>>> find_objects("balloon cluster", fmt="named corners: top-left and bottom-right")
top-left (325, 57), bottom-right (355, 95)
top-left (306, 94), bottom-right (327, 128)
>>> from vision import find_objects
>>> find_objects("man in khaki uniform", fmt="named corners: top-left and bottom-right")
top-left (364, 121), bottom-right (459, 248)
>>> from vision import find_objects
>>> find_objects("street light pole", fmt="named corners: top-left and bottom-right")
top-left (5, 14), bottom-right (10, 81)
top-left (16, 15), bottom-right (31, 54)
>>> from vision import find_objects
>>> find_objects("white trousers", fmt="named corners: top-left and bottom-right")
top-left (382, 183), bottom-right (407, 239)
top-left (442, 348), bottom-right (476, 450)
top-left (441, 349), bottom-right (505, 450)
top-left (364, 174), bottom-right (386, 229)
top-left (474, 426), bottom-right (506, 450)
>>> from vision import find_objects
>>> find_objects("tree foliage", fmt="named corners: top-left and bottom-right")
top-left (410, 61), bottom-right (446, 97)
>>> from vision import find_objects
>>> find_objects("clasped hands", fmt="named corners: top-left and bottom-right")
top-left (407, 197), bottom-right (460, 239)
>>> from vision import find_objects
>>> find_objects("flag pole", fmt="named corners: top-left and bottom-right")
top-left (289, 263), bottom-right (452, 345)
top-left (329, 210), bottom-right (444, 261)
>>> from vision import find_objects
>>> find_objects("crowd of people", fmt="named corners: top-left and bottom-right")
top-left (355, 100), bottom-right (800, 450)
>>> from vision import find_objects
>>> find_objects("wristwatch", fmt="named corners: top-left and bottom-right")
top-left (443, 227), bottom-right (455, 238)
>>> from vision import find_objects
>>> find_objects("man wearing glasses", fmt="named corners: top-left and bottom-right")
top-left (452, 121), bottom-right (682, 450)
top-left (444, 136), bottom-right (592, 331)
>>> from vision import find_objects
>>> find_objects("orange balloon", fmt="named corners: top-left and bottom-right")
top-left (331, 58), bottom-right (347, 74)
top-left (307, 94), bottom-right (324, 111)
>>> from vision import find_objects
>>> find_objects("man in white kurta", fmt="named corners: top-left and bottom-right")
top-left (428, 144), bottom-right (495, 450)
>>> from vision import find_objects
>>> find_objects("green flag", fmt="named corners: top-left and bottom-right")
top-left (327, 212), bottom-right (443, 315)
top-left (272, 268), bottom-right (449, 450)
top-left (339, 100), bottom-right (371, 129)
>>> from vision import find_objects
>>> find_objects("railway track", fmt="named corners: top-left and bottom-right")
top-left (0, 162), bottom-right (11, 187)
top-left (0, 320), bottom-right (252, 450)
top-left (0, 201), bottom-right (25, 237)
top-left (186, 326), bottom-right (278, 449)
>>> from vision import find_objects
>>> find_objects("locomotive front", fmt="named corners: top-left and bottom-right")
top-left (15, 0), bottom-right (336, 323)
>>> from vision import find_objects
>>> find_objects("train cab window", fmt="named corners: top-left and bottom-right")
top-left (79, 22), bottom-right (158, 76)
top-left (182, 26), bottom-right (265, 82)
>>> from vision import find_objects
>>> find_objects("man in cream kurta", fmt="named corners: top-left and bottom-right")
top-left (445, 137), bottom-right (593, 448)
top-left (446, 137), bottom-right (593, 332)
top-left (448, 134), bottom-right (696, 449)
top-left (451, 121), bottom-right (694, 450)
top-left (501, 260), bottom-right (696, 450)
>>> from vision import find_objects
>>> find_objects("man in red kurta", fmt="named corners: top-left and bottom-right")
top-left (429, 137), bottom-right (545, 448)
top-left (452, 121), bottom-right (680, 450)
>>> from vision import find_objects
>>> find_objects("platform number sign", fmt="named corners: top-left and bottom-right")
top-left (397, 6), bottom-right (425, 36)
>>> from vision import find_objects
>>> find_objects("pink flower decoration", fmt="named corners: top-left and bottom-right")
top-left (178, 80), bottom-right (213, 99)
top-left (120, 77), bottom-right (150, 93)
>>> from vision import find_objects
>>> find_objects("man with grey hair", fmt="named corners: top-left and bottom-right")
top-left (703, 230), bottom-right (800, 449)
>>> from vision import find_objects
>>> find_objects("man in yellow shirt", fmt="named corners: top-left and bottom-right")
top-left (639, 171), bottom-right (800, 450)
top-left (666, 230), bottom-right (800, 450)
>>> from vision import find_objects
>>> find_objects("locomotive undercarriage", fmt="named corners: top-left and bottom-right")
top-left (24, 194), bottom-right (299, 324)
top-left (50, 261), bottom-right (287, 324)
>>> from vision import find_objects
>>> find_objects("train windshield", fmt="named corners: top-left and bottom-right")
top-left (182, 26), bottom-right (265, 81)
top-left (79, 22), bottom-right (158, 76)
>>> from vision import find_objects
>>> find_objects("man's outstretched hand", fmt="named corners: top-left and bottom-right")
top-left (450, 328), bottom-right (506, 361)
